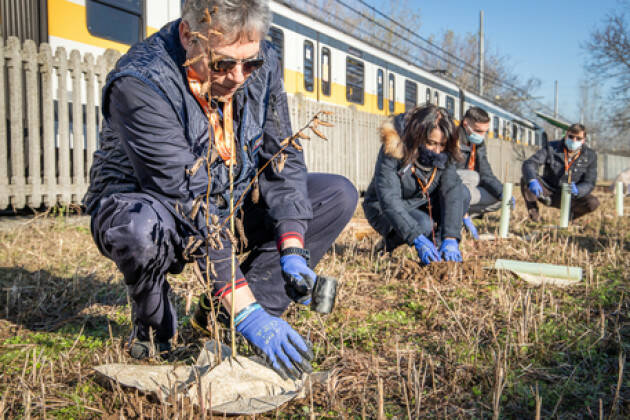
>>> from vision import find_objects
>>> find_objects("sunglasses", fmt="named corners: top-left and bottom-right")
top-left (209, 56), bottom-right (264, 73)
top-left (567, 134), bottom-right (585, 141)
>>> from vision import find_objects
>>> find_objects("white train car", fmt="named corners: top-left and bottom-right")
top-left (0, 0), bottom-right (533, 133)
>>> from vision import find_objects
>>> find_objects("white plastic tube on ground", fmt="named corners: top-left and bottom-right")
top-left (494, 258), bottom-right (582, 287)
top-left (559, 183), bottom-right (571, 228)
top-left (499, 182), bottom-right (513, 238)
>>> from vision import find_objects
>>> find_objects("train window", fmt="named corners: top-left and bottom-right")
top-left (346, 57), bottom-right (364, 104)
top-left (404, 80), bottom-right (417, 112)
top-left (433, 91), bottom-right (439, 106)
top-left (86, 0), bottom-right (144, 45)
top-left (388, 74), bottom-right (395, 113)
top-left (303, 40), bottom-right (314, 92)
top-left (528, 130), bottom-right (532, 145)
top-left (493, 117), bottom-right (499, 138)
top-left (266, 27), bottom-right (284, 78)
top-left (445, 96), bottom-right (455, 117)
top-left (377, 69), bottom-right (384, 110)
top-left (321, 47), bottom-right (331, 96)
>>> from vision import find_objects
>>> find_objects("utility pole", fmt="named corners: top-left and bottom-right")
top-left (554, 80), bottom-right (559, 139)
top-left (479, 10), bottom-right (484, 96)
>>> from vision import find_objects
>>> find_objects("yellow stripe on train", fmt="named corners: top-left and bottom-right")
top-left (48, 0), bottom-right (159, 53)
top-left (283, 68), bottom-right (405, 115)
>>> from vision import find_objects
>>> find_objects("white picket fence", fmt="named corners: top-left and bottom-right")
top-left (0, 37), bottom-right (120, 210)
top-left (0, 37), bottom-right (628, 210)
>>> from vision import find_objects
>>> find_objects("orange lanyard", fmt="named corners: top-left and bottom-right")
top-left (187, 67), bottom-right (235, 165)
top-left (411, 166), bottom-right (438, 245)
top-left (563, 148), bottom-right (581, 180)
top-left (467, 144), bottom-right (476, 170)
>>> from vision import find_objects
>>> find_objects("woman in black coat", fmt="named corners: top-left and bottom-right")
top-left (363, 105), bottom-right (470, 265)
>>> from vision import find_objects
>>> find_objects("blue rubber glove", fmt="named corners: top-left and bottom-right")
top-left (281, 255), bottom-right (316, 305)
top-left (413, 234), bottom-right (441, 265)
top-left (528, 179), bottom-right (543, 197)
top-left (501, 194), bottom-right (516, 210)
top-left (439, 238), bottom-right (462, 262)
top-left (463, 217), bottom-right (479, 240)
top-left (570, 182), bottom-right (578, 196)
top-left (236, 306), bottom-right (314, 379)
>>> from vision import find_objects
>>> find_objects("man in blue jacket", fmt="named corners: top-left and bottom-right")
top-left (83, 0), bottom-right (357, 379)
top-left (521, 123), bottom-right (599, 222)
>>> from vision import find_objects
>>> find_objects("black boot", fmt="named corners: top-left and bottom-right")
top-left (128, 339), bottom-right (171, 360)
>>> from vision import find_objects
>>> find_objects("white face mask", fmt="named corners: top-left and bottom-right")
top-left (467, 132), bottom-right (484, 145)
top-left (564, 137), bottom-right (583, 151)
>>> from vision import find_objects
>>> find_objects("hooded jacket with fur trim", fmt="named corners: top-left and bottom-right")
top-left (362, 113), bottom-right (468, 245)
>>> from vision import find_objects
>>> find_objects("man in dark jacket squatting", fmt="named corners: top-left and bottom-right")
top-left (521, 123), bottom-right (599, 222)
top-left (455, 107), bottom-right (514, 239)
top-left (83, 0), bottom-right (358, 379)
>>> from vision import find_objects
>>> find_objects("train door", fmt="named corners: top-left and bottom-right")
top-left (320, 44), bottom-right (331, 102)
top-left (376, 68), bottom-right (384, 113)
top-left (0, 0), bottom-right (48, 44)
top-left (387, 72), bottom-right (395, 114)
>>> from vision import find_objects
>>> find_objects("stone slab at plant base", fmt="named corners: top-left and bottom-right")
top-left (93, 340), bottom-right (318, 415)
top-left (494, 258), bottom-right (582, 287)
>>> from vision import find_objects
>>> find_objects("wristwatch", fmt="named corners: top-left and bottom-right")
top-left (280, 247), bottom-right (311, 265)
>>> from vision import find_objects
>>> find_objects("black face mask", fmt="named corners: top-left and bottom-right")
top-left (417, 145), bottom-right (448, 169)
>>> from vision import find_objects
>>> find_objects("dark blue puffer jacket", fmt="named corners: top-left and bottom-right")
top-left (83, 19), bottom-right (311, 235)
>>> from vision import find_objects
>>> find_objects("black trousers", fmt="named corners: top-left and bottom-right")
top-left (90, 173), bottom-right (358, 341)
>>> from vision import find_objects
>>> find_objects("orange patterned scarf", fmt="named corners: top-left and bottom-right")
top-left (186, 67), bottom-right (235, 165)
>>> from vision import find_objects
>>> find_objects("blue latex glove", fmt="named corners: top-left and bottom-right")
top-left (463, 217), bottom-right (479, 240)
top-left (413, 234), bottom-right (441, 265)
top-left (236, 306), bottom-right (314, 379)
top-left (570, 182), bottom-right (578, 196)
top-left (528, 179), bottom-right (543, 197)
top-left (501, 194), bottom-right (516, 210)
top-left (439, 238), bottom-right (462, 262)
top-left (281, 255), bottom-right (316, 305)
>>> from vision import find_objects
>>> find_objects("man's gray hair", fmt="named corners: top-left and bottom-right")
top-left (182, 0), bottom-right (271, 42)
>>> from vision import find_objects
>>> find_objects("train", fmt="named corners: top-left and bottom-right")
top-left (0, 0), bottom-right (540, 145)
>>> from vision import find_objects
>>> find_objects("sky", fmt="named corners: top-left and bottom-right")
top-left (373, 0), bottom-right (622, 122)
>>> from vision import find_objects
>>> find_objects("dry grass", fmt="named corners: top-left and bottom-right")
top-left (0, 191), bottom-right (629, 418)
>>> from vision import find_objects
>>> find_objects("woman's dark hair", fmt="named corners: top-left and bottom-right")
top-left (401, 104), bottom-right (462, 165)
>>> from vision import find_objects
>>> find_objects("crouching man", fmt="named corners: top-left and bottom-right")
top-left (455, 107), bottom-right (514, 238)
top-left (83, 0), bottom-right (358, 379)
top-left (521, 123), bottom-right (599, 222)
